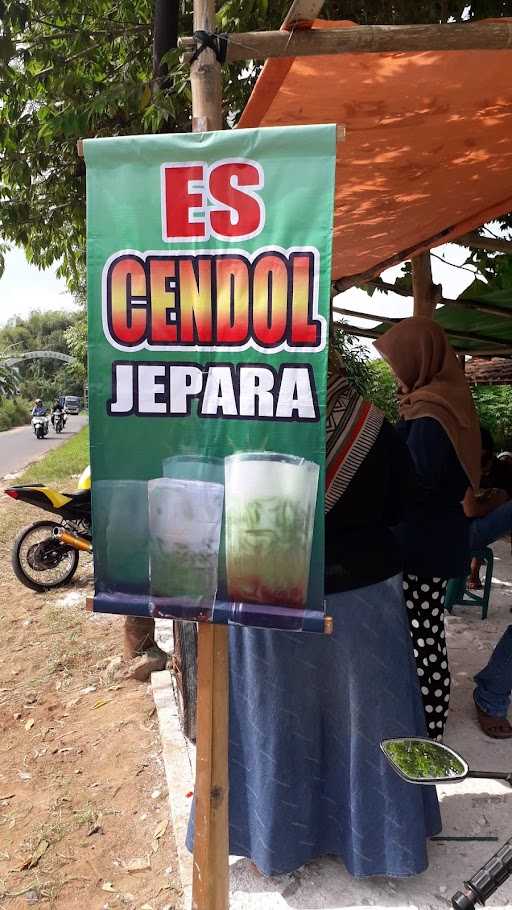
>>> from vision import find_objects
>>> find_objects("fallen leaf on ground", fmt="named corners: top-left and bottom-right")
top-left (122, 855), bottom-right (151, 873)
top-left (101, 881), bottom-right (117, 892)
top-left (19, 839), bottom-right (49, 870)
top-left (24, 719), bottom-right (35, 731)
top-left (92, 699), bottom-right (111, 709)
top-left (153, 818), bottom-right (168, 840)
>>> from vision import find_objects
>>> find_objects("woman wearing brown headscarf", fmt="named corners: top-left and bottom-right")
top-left (375, 317), bottom-right (481, 739)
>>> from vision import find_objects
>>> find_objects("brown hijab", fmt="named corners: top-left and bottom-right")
top-left (374, 316), bottom-right (481, 490)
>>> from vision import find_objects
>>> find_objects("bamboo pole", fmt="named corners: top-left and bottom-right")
top-left (179, 20), bottom-right (512, 63)
top-left (189, 3), bottom-right (229, 910)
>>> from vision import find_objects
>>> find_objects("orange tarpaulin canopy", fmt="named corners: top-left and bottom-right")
top-left (239, 20), bottom-right (512, 286)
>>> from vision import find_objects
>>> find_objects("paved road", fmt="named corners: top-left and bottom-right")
top-left (0, 415), bottom-right (88, 479)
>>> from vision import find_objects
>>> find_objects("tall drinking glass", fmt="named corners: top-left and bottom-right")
top-left (148, 477), bottom-right (224, 609)
top-left (162, 455), bottom-right (227, 597)
top-left (224, 453), bottom-right (319, 609)
top-left (93, 480), bottom-right (149, 594)
top-left (162, 455), bottom-right (224, 486)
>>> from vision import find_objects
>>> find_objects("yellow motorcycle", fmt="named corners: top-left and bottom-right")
top-left (4, 466), bottom-right (92, 592)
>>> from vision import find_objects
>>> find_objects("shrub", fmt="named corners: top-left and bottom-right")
top-left (0, 397), bottom-right (31, 430)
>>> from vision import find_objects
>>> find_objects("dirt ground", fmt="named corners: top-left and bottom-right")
top-left (0, 487), bottom-right (182, 910)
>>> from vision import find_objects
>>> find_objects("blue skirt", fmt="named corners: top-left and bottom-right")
top-left (188, 574), bottom-right (441, 877)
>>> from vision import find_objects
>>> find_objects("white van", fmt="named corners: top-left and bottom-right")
top-left (64, 395), bottom-right (81, 415)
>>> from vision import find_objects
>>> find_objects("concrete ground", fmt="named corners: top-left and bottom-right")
top-left (154, 539), bottom-right (512, 910)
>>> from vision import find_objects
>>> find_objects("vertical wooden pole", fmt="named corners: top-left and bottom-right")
top-left (190, 4), bottom-right (230, 910)
top-left (412, 251), bottom-right (440, 318)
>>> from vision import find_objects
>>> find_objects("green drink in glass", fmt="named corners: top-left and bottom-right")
top-left (224, 453), bottom-right (319, 609)
top-left (93, 480), bottom-right (149, 594)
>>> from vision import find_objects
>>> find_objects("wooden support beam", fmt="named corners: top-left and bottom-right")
top-left (282, 1), bottom-right (325, 28)
top-left (454, 231), bottom-right (512, 255)
top-left (179, 20), bottom-right (512, 63)
top-left (452, 299), bottom-right (512, 321)
top-left (332, 305), bottom-right (399, 325)
top-left (332, 307), bottom-right (512, 349)
top-left (363, 277), bottom-right (512, 320)
top-left (190, 4), bottom-right (229, 910)
top-left (332, 321), bottom-right (382, 341)
top-left (335, 320), bottom-right (512, 355)
top-left (412, 252), bottom-right (439, 318)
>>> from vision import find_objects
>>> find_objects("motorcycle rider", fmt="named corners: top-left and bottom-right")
top-left (31, 398), bottom-right (47, 417)
top-left (51, 398), bottom-right (65, 428)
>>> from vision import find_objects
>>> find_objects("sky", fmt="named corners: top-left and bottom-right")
top-left (0, 246), bottom-right (75, 326)
top-left (0, 241), bottom-right (476, 350)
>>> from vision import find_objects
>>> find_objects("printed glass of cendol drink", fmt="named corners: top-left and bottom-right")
top-left (148, 477), bottom-right (224, 607)
top-left (225, 453), bottom-right (319, 609)
top-left (93, 479), bottom-right (149, 594)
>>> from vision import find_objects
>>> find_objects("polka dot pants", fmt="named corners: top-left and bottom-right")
top-left (403, 574), bottom-right (450, 741)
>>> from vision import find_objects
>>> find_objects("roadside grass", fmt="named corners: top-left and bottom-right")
top-left (19, 427), bottom-right (89, 485)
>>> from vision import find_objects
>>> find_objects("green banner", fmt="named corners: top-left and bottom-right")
top-left (86, 124), bottom-right (336, 632)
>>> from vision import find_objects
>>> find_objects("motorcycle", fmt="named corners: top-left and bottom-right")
top-left (4, 480), bottom-right (92, 591)
top-left (381, 737), bottom-right (512, 909)
top-left (31, 414), bottom-right (49, 439)
top-left (53, 411), bottom-right (66, 434)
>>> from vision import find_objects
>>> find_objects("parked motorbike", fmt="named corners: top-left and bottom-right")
top-left (381, 737), bottom-right (512, 909)
top-left (4, 475), bottom-right (92, 591)
top-left (31, 414), bottom-right (49, 439)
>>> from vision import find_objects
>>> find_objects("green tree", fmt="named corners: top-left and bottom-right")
top-left (0, 357), bottom-right (19, 398)
top-left (472, 385), bottom-right (512, 450)
top-left (0, 309), bottom-right (83, 402)
top-left (65, 316), bottom-right (88, 386)
top-left (366, 359), bottom-right (399, 422)
top-left (1, 1), bottom-right (511, 290)
top-left (331, 321), bottom-right (373, 394)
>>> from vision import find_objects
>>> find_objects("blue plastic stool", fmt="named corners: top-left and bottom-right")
top-left (445, 547), bottom-right (494, 620)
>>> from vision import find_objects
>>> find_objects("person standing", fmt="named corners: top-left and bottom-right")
top-left (187, 347), bottom-right (441, 878)
top-left (375, 317), bottom-right (481, 739)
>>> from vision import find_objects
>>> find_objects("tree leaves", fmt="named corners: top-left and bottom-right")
top-left (1, 0), bottom-right (510, 294)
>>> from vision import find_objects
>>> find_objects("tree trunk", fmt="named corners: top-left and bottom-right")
top-left (412, 252), bottom-right (440, 318)
top-left (152, 0), bottom-right (179, 89)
